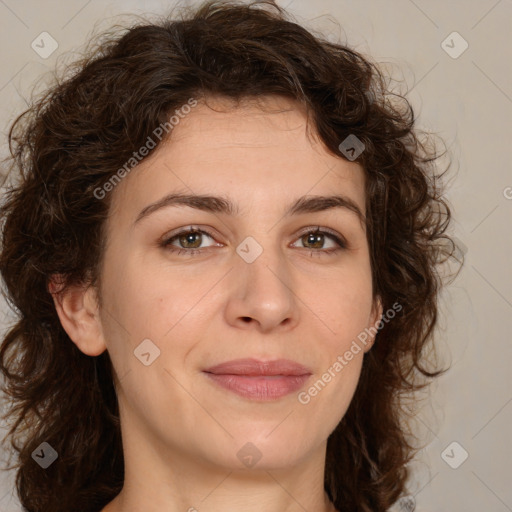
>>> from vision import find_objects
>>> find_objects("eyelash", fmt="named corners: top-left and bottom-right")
top-left (160, 226), bottom-right (347, 257)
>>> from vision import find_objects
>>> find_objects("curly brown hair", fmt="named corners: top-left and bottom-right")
top-left (0, 1), bottom-right (461, 511)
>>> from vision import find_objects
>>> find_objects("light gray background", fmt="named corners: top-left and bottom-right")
top-left (0, 1), bottom-right (511, 511)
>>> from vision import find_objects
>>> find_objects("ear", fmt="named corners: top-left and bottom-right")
top-left (363, 295), bottom-right (383, 353)
top-left (48, 274), bottom-right (107, 356)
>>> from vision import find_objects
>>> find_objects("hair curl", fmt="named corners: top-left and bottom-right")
top-left (0, 1), bottom-right (462, 511)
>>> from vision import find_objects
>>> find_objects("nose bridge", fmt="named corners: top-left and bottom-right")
top-left (236, 230), bottom-right (291, 293)
top-left (229, 230), bottom-right (297, 330)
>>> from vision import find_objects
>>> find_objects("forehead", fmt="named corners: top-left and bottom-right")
top-left (109, 95), bottom-right (366, 225)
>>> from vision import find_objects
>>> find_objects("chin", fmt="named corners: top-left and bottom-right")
top-left (204, 429), bottom-right (318, 471)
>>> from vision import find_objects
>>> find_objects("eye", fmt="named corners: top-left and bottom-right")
top-left (161, 226), bottom-right (218, 256)
top-left (291, 227), bottom-right (347, 255)
top-left (160, 226), bottom-right (347, 257)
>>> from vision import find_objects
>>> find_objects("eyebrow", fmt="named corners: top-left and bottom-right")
top-left (134, 192), bottom-right (366, 227)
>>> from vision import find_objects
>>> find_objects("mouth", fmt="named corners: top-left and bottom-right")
top-left (202, 358), bottom-right (312, 401)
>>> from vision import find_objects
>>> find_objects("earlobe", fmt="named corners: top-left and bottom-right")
top-left (48, 274), bottom-right (107, 356)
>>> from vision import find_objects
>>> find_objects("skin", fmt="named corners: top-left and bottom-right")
top-left (51, 95), bottom-right (382, 512)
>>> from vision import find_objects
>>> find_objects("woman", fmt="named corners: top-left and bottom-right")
top-left (0, 1), bottom-right (461, 511)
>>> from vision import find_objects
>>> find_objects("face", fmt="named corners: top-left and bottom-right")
top-left (90, 95), bottom-right (382, 473)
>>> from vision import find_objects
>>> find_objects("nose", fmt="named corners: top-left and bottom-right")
top-left (224, 238), bottom-right (299, 334)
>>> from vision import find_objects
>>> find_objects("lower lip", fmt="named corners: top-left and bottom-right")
top-left (204, 373), bottom-right (311, 401)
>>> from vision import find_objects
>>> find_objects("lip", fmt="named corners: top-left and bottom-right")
top-left (203, 358), bottom-right (312, 401)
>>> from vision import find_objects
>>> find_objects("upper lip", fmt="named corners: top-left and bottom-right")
top-left (203, 358), bottom-right (312, 376)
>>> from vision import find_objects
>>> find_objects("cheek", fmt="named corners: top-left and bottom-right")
top-left (306, 265), bottom-right (374, 345)
top-left (100, 247), bottom-right (197, 336)
top-left (99, 256), bottom-right (218, 387)
top-left (302, 265), bottom-right (373, 421)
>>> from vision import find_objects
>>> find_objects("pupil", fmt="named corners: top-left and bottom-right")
top-left (182, 232), bottom-right (201, 248)
top-left (307, 233), bottom-right (322, 248)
